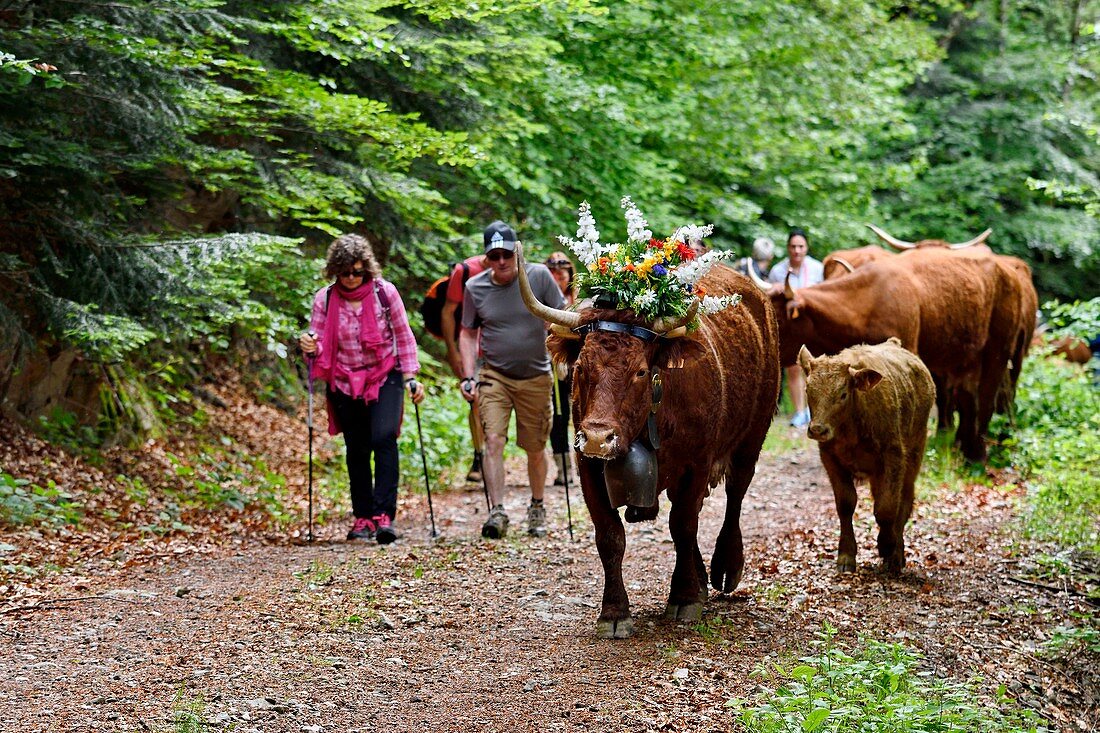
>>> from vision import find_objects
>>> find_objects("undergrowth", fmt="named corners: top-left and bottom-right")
top-left (991, 353), bottom-right (1100, 555)
top-left (731, 623), bottom-right (1051, 733)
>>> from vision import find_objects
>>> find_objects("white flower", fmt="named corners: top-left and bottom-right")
top-left (700, 294), bottom-right (742, 315)
top-left (673, 249), bottom-right (734, 287)
top-left (671, 224), bottom-right (714, 244)
top-left (632, 290), bottom-right (658, 310)
top-left (576, 201), bottom-right (600, 243)
top-left (621, 196), bottom-right (652, 243)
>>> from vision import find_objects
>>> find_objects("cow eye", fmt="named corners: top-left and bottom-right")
top-left (635, 368), bottom-right (648, 379)
top-left (839, 390), bottom-right (848, 401)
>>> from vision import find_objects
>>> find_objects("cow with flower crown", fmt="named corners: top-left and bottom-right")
top-left (517, 198), bottom-right (780, 638)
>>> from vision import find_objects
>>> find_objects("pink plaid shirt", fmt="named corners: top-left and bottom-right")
top-left (309, 280), bottom-right (420, 396)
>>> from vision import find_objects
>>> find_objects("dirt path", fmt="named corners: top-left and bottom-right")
top-left (1, 425), bottom-right (1095, 732)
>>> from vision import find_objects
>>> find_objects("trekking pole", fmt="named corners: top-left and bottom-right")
top-left (305, 336), bottom-right (316, 544)
top-left (553, 375), bottom-right (574, 541)
top-left (409, 380), bottom-right (439, 538)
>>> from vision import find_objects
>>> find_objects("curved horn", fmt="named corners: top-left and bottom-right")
top-left (948, 228), bottom-right (992, 250)
top-left (784, 273), bottom-right (800, 319)
top-left (866, 223), bottom-right (915, 251)
top-left (832, 257), bottom-right (854, 273)
top-left (652, 298), bottom-right (700, 335)
top-left (516, 242), bottom-right (582, 329)
top-left (740, 257), bottom-right (772, 291)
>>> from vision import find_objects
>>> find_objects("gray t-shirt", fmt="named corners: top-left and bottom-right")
top-left (462, 264), bottom-right (565, 379)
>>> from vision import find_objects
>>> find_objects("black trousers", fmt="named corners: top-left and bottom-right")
top-left (328, 370), bottom-right (404, 520)
top-left (550, 373), bottom-right (572, 454)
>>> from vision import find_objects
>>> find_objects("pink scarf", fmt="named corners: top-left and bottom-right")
top-left (311, 281), bottom-right (396, 412)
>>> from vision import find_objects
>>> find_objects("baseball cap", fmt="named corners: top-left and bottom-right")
top-left (483, 220), bottom-right (517, 253)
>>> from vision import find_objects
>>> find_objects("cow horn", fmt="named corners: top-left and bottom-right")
top-left (948, 228), bottom-right (992, 250)
top-left (741, 257), bottom-right (772, 291)
top-left (516, 242), bottom-right (582, 329)
top-left (783, 272), bottom-right (796, 300)
top-left (866, 223), bottom-right (915, 251)
top-left (832, 257), bottom-right (854, 273)
top-left (652, 298), bottom-right (700, 335)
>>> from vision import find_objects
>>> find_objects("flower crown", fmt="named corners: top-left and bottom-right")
top-left (556, 197), bottom-right (740, 324)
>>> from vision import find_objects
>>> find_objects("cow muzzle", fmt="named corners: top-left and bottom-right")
top-left (574, 424), bottom-right (623, 459)
top-left (806, 422), bottom-right (832, 442)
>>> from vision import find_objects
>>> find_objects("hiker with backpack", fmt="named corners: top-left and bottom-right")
top-left (298, 233), bottom-right (425, 545)
top-left (424, 237), bottom-right (490, 483)
top-left (457, 221), bottom-right (565, 539)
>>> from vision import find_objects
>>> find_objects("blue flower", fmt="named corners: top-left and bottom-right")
top-left (652, 264), bottom-right (667, 276)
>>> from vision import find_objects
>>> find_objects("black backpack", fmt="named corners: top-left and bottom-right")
top-left (419, 262), bottom-right (470, 339)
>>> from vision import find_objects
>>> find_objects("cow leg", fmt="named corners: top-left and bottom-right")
top-left (954, 388), bottom-right (986, 462)
top-left (711, 459), bottom-right (753, 592)
top-left (577, 457), bottom-right (633, 639)
top-left (932, 374), bottom-right (954, 432)
top-left (820, 450), bottom-right (858, 572)
top-left (665, 483), bottom-right (706, 621)
top-left (870, 459), bottom-right (910, 574)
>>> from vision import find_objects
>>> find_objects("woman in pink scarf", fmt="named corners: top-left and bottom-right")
top-left (298, 234), bottom-right (425, 544)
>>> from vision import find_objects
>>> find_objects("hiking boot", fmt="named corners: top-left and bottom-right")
top-left (347, 516), bottom-right (376, 541)
top-left (790, 408), bottom-right (811, 428)
top-left (466, 452), bottom-right (483, 483)
top-left (373, 514), bottom-right (398, 545)
top-left (526, 501), bottom-right (547, 537)
top-left (481, 505), bottom-right (509, 539)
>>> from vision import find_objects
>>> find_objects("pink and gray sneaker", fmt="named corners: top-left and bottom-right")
top-left (373, 514), bottom-right (398, 545)
top-left (347, 516), bottom-right (376, 541)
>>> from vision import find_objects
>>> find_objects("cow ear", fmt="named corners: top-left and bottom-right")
top-left (658, 337), bottom-right (707, 370)
top-left (849, 367), bottom-right (883, 391)
top-left (798, 345), bottom-right (815, 374)
top-left (547, 333), bottom-right (582, 365)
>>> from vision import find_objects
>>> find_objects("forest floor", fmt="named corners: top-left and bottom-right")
top-left (1, 381), bottom-right (1097, 733)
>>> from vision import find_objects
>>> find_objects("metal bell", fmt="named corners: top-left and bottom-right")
top-left (603, 440), bottom-right (658, 509)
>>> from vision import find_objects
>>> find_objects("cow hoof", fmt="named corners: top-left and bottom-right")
top-left (664, 602), bottom-right (703, 621)
top-left (836, 556), bottom-right (856, 573)
top-left (596, 617), bottom-right (635, 639)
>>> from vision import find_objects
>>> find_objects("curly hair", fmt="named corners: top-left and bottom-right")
top-left (324, 233), bottom-right (381, 280)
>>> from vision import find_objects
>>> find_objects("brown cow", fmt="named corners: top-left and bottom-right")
top-left (822, 245), bottom-right (892, 280)
top-left (818, 225), bottom-right (1036, 424)
top-left (519, 259), bottom-right (780, 638)
top-left (1050, 336), bottom-right (1094, 364)
top-left (749, 248), bottom-right (1017, 461)
top-left (799, 338), bottom-right (935, 573)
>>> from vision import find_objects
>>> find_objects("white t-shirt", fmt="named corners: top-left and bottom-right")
top-left (767, 256), bottom-right (824, 290)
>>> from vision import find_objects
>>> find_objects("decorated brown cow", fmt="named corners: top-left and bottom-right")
top-left (517, 201), bottom-right (779, 638)
top-left (799, 338), bottom-right (935, 573)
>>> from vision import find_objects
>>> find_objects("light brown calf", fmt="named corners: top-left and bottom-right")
top-left (799, 338), bottom-right (935, 573)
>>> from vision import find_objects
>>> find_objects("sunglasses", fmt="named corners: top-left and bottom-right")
top-left (486, 250), bottom-right (515, 262)
top-left (546, 259), bottom-right (572, 269)
top-left (339, 267), bottom-right (368, 278)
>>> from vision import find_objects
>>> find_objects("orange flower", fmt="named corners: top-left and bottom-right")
top-left (695, 286), bottom-right (707, 298)
top-left (677, 242), bottom-right (696, 260)
top-left (625, 262), bottom-right (636, 272)
top-left (598, 257), bottom-right (610, 274)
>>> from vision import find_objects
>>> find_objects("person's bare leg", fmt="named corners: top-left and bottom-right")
top-left (786, 364), bottom-right (807, 415)
top-left (526, 447), bottom-right (547, 502)
top-left (483, 432), bottom-right (507, 506)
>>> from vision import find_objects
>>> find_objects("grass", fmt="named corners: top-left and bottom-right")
top-left (731, 623), bottom-right (1052, 733)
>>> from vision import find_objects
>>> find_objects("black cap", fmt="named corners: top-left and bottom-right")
top-left (483, 220), bottom-right (517, 253)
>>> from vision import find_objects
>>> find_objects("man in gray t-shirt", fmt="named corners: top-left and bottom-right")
top-left (458, 221), bottom-right (565, 540)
